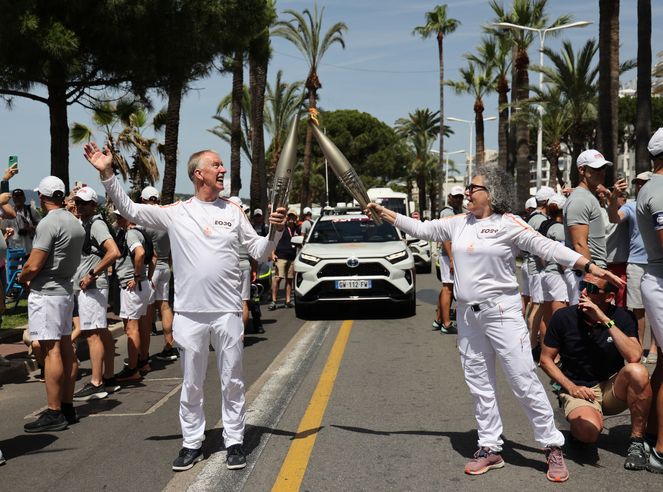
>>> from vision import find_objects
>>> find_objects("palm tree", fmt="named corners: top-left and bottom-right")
top-left (490, 0), bottom-right (571, 204)
top-left (229, 51), bottom-right (245, 196)
top-left (413, 5), bottom-right (460, 211)
top-left (272, 3), bottom-right (348, 209)
top-left (394, 108), bottom-right (441, 140)
top-left (598, 0), bottom-right (620, 184)
top-left (468, 34), bottom-right (512, 170)
top-left (635, 0), bottom-right (651, 174)
top-left (210, 86), bottom-right (253, 164)
top-left (447, 62), bottom-right (495, 166)
top-left (264, 71), bottom-right (304, 180)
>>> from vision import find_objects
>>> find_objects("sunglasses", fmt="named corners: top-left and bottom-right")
top-left (579, 280), bottom-right (615, 294)
top-left (465, 184), bottom-right (489, 195)
top-left (74, 199), bottom-right (94, 206)
top-left (146, 196), bottom-right (158, 202)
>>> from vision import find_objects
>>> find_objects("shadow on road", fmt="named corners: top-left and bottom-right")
top-left (417, 288), bottom-right (440, 306)
top-left (0, 434), bottom-right (59, 460)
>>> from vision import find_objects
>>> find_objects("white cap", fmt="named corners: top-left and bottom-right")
top-left (535, 186), bottom-right (555, 202)
top-left (548, 193), bottom-right (567, 209)
top-left (450, 185), bottom-right (465, 196)
top-left (75, 186), bottom-right (98, 203)
top-left (141, 186), bottom-right (159, 201)
top-left (576, 149), bottom-right (613, 169)
top-left (228, 196), bottom-right (242, 206)
top-left (632, 171), bottom-right (653, 183)
top-left (525, 197), bottom-right (537, 210)
top-left (303, 206), bottom-right (312, 215)
top-left (241, 204), bottom-right (250, 212)
top-left (648, 128), bottom-right (663, 158)
top-left (253, 208), bottom-right (263, 216)
top-left (35, 176), bottom-right (65, 198)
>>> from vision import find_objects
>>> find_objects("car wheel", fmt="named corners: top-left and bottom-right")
top-left (403, 292), bottom-right (416, 317)
top-left (421, 262), bottom-right (432, 274)
top-left (295, 301), bottom-right (312, 319)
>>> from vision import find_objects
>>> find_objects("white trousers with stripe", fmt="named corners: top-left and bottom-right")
top-left (457, 293), bottom-right (564, 452)
top-left (173, 311), bottom-right (245, 450)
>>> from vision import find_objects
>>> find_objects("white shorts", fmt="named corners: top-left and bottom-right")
top-left (439, 255), bottom-right (453, 284)
top-left (28, 292), bottom-right (74, 340)
top-left (77, 288), bottom-right (109, 330)
top-left (520, 262), bottom-right (530, 296)
top-left (240, 268), bottom-right (251, 301)
top-left (565, 269), bottom-right (581, 306)
top-left (641, 272), bottom-right (663, 344)
top-left (120, 280), bottom-right (151, 320)
top-left (541, 272), bottom-right (568, 303)
top-left (626, 263), bottom-right (645, 310)
top-left (529, 272), bottom-right (544, 304)
top-left (149, 267), bottom-right (171, 303)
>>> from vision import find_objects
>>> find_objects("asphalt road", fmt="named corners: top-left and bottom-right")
top-left (1, 271), bottom-right (662, 491)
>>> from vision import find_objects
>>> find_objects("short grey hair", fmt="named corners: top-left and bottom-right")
top-left (475, 165), bottom-right (516, 215)
top-left (187, 150), bottom-right (216, 182)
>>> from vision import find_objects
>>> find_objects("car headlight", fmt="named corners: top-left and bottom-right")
top-left (299, 252), bottom-right (321, 266)
top-left (386, 250), bottom-right (408, 264)
top-left (417, 240), bottom-right (428, 248)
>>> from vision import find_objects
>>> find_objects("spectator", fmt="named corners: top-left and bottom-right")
top-left (540, 273), bottom-right (651, 470)
top-left (20, 176), bottom-right (85, 432)
top-left (252, 209), bottom-right (267, 236)
top-left (269, 209), bottom-right (299, 310)
top-left (300, 206), bottom-right (314, 239)
top-left (7, 188), bottom-right (41, 253)
top-left (600, 187), bottom-right (629, 307)
top-left (564, 149), bottom-right (611, 304)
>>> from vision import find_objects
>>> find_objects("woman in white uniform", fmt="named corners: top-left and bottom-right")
top-left (367, 166), bottom-right (622, 483)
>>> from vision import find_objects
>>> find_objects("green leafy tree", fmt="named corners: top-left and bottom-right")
top-left (413, 4), bottom-right (461, 210)
top-left (210, 86), bottom-right (253, 165)
top-left (273, 3), bottom-right (348, 209)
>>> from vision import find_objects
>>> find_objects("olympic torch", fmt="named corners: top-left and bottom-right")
top-left (268, 114), bottom-right (299, 240)
top-left (309, 110), bottom-right (382, 225)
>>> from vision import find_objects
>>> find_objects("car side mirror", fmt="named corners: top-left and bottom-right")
top-left (291, 235), bottom-right (304, 246)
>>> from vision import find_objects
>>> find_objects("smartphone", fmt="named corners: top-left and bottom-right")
top-left (8, 155), bottom-right (18, 169)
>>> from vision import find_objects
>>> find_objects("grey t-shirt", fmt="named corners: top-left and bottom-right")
top-left (602, 208), bottom-right (630, 264)
top-left (527, 211), bottom-right (548, 274)
top-left (74, 215), bottom-right (114, 291)
top-left (30, 208), bottom-right (85, 295)
top-left (636, 174), bottom-right (663, 276)
top-left (115, 228), bottom-right (148, 286)
top-left (300, 219), bottom-right (313, 238)
top-left (564, 186), bottom-right (607, 267)
top-left (544, 222), bottom-right (565, 274)
top-left (143, 227), bottom-right (170, 269)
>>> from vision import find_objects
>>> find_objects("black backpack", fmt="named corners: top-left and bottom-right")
top-left (82, 217), bottom-right (117, 257)
top-left (116, 227), bottom-right (154, 263)
top-left (537, 218), bottom-right (557, 238)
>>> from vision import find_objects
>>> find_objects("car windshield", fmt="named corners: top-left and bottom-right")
top-left (307, 218), bottom-right (401, 244)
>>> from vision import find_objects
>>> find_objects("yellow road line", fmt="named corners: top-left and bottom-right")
top-left (272, 320), bottom-right (354, 492)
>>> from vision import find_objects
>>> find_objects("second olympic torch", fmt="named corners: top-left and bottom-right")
top-left (268, 114), bottom-right (299, 240)
top-left (309, 110), bottom-right (382, 225)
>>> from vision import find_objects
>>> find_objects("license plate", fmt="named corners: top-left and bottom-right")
top-left (335, 280), bottom-right (371, 289)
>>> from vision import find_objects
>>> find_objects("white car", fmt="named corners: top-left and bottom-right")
top-left (291, 213), bottom-right (416, 319)
top-left (406, 235), bottom-right (432, 273)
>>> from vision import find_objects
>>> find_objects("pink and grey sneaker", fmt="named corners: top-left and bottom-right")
top-left (464, 447), bottom-right (505, 475)
top-left (545, 446), bottom-right (569, 482)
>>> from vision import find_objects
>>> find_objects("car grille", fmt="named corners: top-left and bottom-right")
top-left (317, 262), bottom-right (389, 278)
top-left (300, 280), bottom-right (410, 301)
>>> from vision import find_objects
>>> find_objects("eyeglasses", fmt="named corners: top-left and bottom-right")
top-left (579, 280), bottom-right (615, 294)
top-left (465, 184), bottom-right (489, 195)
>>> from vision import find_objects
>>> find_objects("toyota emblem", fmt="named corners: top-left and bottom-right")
top-left (346, 257), bottom-right (360, 268)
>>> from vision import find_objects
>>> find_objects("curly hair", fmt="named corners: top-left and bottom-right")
top-left (475, 165), bottom-right (516, 215)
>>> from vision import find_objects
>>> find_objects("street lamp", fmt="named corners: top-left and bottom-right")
top-left (493, 20), bottom-right (592, 188)
top-left (447, 116), bottom-right (496, 182)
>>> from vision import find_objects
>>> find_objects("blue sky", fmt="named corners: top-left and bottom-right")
top-left (1, 0), bottom-right (661, 198)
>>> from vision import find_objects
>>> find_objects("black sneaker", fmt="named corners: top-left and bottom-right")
top-left (285, 301), bottom-right (294, 308)
top-left (226, 444), bottom-right (246, 470)
top-left (24, 409), bottom-right (68, 433)
top-left (624, 439), bottom-right (648, 470)
top-left (115, 366), bottom-right (141, 382)
top-left (73, 382), bottom-right (109, 401)
top-left (138, 359), bottom-right (152, 376)
top-left (254, 324), bottom-right (265, 334)
top-left (172, 447), bottom-right (203, 471)
top-left (103, 377), bottom-right (121, 393)
top-left (155, 347), bottom-right (180, 361)
top-left (61, 403), bottom-right (79, 425)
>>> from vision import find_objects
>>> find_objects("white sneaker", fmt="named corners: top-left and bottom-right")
top-left (0, 448), bottom-right (5, 465)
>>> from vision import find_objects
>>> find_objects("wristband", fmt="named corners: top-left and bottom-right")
top-left (88, 269), bottom-right (97, 279)
top-left (584, 260), bottom-right (596, 273)
top-left (602, 319), bottom-right (615, 330)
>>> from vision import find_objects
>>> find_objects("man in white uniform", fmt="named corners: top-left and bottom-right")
top-left (84, 142), bottom-right (285, 472)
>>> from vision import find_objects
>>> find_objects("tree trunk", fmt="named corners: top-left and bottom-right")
top-left (598, 0), bottom-right (619, 186)
top-left (230, 50), bottom-right (244, 197)
top-left (636, 0), bottom-right (652, 174)
top-left (160, 78), bottom-right (183, 205)
top-left (475, 98), bottom-right (485, 166)
top-left (507, 45), bottom-right (519, 176)
top-left (437, 33), bottom-right (445, 210)
top-left (249, 53), bottom-right (268, 214)
top-left (497, 75), bottom-right (510, 170)
top-left (416, 172), bottom-right (426, 215)
top-left (546, 145), bottom-right (563, 188)
top-left (47, 70), bottom-right (70, 191)
top-left (301, 90), bottom-right (316, 211)
top-left (514, 48), bottom-right (531, 206)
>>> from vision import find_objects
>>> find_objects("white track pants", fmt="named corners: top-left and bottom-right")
top-left (173, 311), bottom-right (245, 450)
top-left (457, 294), bottom-right (564, 452)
